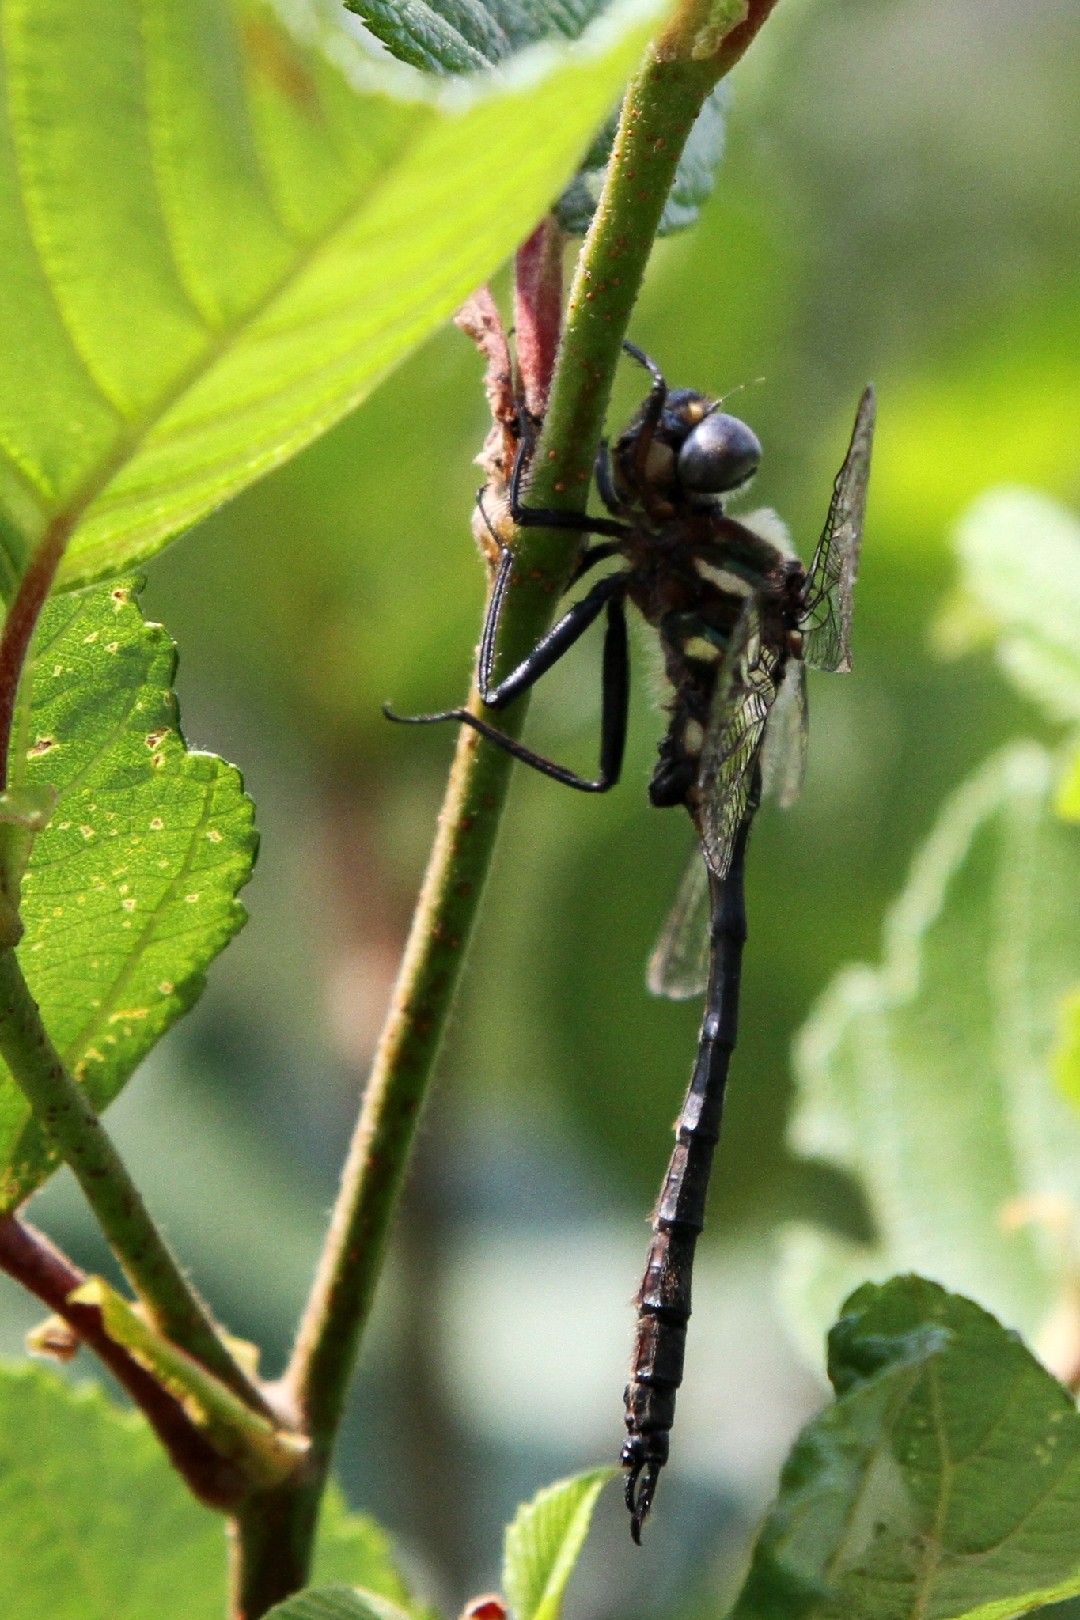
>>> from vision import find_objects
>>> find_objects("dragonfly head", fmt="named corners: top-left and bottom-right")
top-left (613, 371), bottom-right (763, 512)
top-left (676, 404), bottom-right (762, 497)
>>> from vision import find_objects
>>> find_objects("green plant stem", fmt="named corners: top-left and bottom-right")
top-left (249, 8), bottom-right (784, 1611)
top-left (280, 721), bottom-right (520, 1416)
top-left (522, 0), bottom-right (783, 553)
top-left (523, 52), bottom-right (721, 544)
top-left (0, 948), bottom-right (268, 1413)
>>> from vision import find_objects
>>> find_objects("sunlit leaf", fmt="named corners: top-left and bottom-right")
top-left (1055, 749), bottom-right (1080, 823)
top-left (780, 744), bottom-right (1080, 1371)
top-left (0, 0), bottom-right (658, 594)
top-left (345, 0), bottom-right (611, 71)
top-left (348, 0), bottom-right (727, 238)
top-left (502, 1469), bottom-right (614, 1620)
top-left (1053, 988), bottom-right (1080, 1113)
top-left (0, 581), bottom-right (257, 1211)
top-left (952, 488), bottom-right (1080, 722)
top-left (730, 1277), bottom-right (1080, 1620)
top-left (0, 1364), bottom-right (410, 1619)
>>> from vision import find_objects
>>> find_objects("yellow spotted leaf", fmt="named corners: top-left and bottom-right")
top-left (0, 581), bottom-right (257, 1210)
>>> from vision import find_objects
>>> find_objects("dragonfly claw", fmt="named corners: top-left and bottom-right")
top-left (623, 1456), bottom-right (660, 1544)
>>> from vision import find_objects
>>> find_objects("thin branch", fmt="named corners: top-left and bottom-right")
top-left (71, 1278), bottom-right (307, 1487)
top-left (0, 948), bottom-right (269, 1413)
top-left (0, 1214), bottom-right (249, 1508)
top-left (283, 720), bottom-right (514, 1443)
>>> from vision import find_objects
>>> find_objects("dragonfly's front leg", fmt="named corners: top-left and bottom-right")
top-left (508, 415), bottom-right (634, 543)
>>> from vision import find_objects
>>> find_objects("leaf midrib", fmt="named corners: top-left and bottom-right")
top-left (2, 10), bottom-right (443, 562)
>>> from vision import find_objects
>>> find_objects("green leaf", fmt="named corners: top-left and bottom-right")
top-left (348, 0), bottom-right (726, 237)
top-left (1052, 987), bottom-right (1080, 1111)
top-left (502, 1468), bottom-right (615, 1620)
top-left (1055, 749), bottom-right (1080, 823)
top-left (0, 0), bottom-right (659, 593)
top-left (345, 0), bottom-right (611, 72)
top-left (729, 1277), bottom-right (1080, 1620)
top-left (556, 84), bottom-right (727, 237)
top-left (0, 1363), bottom-right (412, 1619)
top-left (0, 581), bottom-right (257, 1211)
top-left (655, 83), bottom-right (727, 234)
top-left (780, 744), bottom-right (1080, 1368)
top-left (952, 489), bottom-right (1080, 723)
top-left (265, 1589), bottom-right (414, 1620)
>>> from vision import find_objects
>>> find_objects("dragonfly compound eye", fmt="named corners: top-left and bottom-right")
top-left (677, 412), bottom-right (762, 495)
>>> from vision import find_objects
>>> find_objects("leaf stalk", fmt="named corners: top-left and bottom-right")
top-left (0, 948), bottom-right (268, 1413)
top-left (0, 1214), bottom-right (251, 1507)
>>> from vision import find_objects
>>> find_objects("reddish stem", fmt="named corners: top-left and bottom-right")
top-left (0, 519), bottom-right (71, 790)
top-left (513, 217), bottom-right (566, 418)
top-left (0, 1214), bottom-right (247, 1509)
top-left (715, 0), bottom-right (785, 72)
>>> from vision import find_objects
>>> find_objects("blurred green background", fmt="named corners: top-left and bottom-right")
top-left (4, 0), bottom-right (1079, 1612)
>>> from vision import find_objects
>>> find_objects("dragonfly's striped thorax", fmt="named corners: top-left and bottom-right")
top-left (602, 380), bottom-right (812, 818)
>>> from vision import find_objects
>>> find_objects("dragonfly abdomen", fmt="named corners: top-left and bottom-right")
top-left (623, 824), bottom-right (749, 1540)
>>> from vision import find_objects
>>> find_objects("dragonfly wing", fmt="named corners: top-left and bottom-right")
top-left (647, 849), bottom-right (711, 1001)
top-left (803, 385), bottom-right (876, 673)
top-left (696, 600), bottom-right (779, 880)
top-left (760, 658), bottom-right (808, 809)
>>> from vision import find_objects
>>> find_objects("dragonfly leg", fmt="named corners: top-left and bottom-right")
top-left (623, 340), bottom-right (667, 398)
top-left (385, 583), bottom-right (630, 793)
top-left (474, 569), bottom-right (626, 710)
top-left (508, 417), bottom-right (634, 542)
top-left (622, 342), bottom-right (669, 489)
top-left (595, 439), bottom-right (622, 515)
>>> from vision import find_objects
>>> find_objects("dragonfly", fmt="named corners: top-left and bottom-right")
top-left (386, 344), bottom-right (875, 1540)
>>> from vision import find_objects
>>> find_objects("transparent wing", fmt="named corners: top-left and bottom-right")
top-left (647, 849), bottom-right (711, 1001)
top-left (803, 385), bottom-right (876, 674)
top-left (760, 658), bottom-right (808, 809)
top-left (696, 600), bottom-right (779, 881)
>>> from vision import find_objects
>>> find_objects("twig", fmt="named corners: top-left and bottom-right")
top-left (0, 1214), bottom-right (249, 1507)
top-left (0, 949), bottom-right (269, 1413)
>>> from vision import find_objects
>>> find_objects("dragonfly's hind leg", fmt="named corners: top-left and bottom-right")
top-left (385, 581), bottom-right (631, 793)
